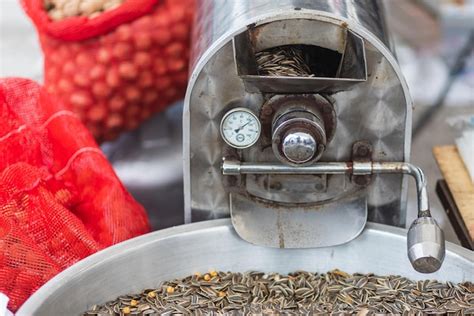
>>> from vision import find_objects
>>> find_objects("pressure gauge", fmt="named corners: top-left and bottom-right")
top-left (220, 108), bottom-right (261, 149)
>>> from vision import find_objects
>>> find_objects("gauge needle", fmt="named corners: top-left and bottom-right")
top-left (235, 122), bottom-right (250, 133)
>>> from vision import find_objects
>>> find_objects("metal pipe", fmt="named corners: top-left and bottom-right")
top-left (223, 160), bottom-right (429, 217)
top-left (371, 162), bottom-right (430, 217)
top-left (222, 160), bottom-right (351, 175)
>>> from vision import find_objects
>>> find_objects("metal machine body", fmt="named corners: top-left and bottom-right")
top-left (184, 0), bottom-right (445, 272)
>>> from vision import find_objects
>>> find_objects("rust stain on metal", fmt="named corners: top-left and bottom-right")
top-left (249, 24), bottom-right (263, 49)
top-left (277, 210), bottom-right (285, 248)
top-left (247, 190), bottom-right (362, 211)
top-left (346, 161), bottom-right (354, 171)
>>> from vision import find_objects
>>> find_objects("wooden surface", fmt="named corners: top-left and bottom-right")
top-left (433, 145), bottom-right (474, 241)
top-left (436, 180), bottom-right (473, 249)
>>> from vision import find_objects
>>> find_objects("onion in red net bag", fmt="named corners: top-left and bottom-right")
top-left (0, 78), bottom-right (150, 311)
top-left (21, 0), bottom-right (194, 142)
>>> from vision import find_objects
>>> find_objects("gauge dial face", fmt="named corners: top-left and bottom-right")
top-left (220, 108), bottom-right (261, 149)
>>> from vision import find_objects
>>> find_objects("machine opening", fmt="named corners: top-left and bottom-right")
top-left (234, 19), bottom-right (367, 94)
top-left (255, 44), bottom-right (342, 78)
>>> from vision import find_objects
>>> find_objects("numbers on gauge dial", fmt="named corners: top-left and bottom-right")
top-left (220, 108), bottom-right (261, 148)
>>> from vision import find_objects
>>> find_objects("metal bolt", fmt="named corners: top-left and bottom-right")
top-left (354, 175), bottom-right (370, 186)
top-left (314, 182), bottom-right (324, 191)
top-left (262, 107), bottom-right (273, 116)
top-left (269, 182), bottom-right (282, 190)
top-left (356, 146), bottom-right (369, 157)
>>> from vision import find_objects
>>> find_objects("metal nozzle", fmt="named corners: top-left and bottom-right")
top-left (407, 217), bottom-right (445, 273)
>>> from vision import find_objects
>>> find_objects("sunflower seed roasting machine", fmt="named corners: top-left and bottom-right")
top-left (184, 0), bottom-right (445, 273)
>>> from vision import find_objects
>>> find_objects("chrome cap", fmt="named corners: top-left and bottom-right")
top-left (282, 132), bottom-right (317, 164)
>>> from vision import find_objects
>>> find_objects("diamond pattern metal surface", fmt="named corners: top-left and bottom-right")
top-left (185, 0), bottom-right (412, 231)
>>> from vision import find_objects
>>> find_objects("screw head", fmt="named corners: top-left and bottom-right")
top-left (262, 107), bottom-right (273, 116)
top-left (356, 146), bottom-right (369, 157)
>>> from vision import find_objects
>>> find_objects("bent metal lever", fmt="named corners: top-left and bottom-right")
top-left (222, 159), bottom-right (446, 273)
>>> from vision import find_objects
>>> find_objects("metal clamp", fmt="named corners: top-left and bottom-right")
top-left (222, 159), bottom-right (445, 273)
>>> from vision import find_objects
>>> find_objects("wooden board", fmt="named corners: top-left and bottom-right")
top-left (433, 145), bottom-right (474, 241)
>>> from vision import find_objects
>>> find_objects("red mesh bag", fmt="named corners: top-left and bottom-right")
top-left (21, 0), bottom-right (194, 142)
top-left (0, 78), bottom-right (150, 311)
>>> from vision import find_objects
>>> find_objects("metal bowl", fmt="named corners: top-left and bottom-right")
top-left (18, 219), bottom-right (473, 316)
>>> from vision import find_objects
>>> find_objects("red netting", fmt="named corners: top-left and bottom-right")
top-left (21, 0), bottom-right (194, 142)
top-left (0, 78), bottom-right (150, 311)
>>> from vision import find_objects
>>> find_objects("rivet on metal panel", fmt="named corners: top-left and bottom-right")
top-left (351, 141), bottom-right (373, 186)
top-left (269, 181), bottom-right (282, 190)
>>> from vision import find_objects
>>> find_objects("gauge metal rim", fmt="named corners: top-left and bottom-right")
top-left (220, 107), bottom-right (262, 149)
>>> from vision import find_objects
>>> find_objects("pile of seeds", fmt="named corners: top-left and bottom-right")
top-left (82, 270), bottom-right (474, 315)
top-left (256, 46), bottom-right (315, 77)
top-left (45, 0), bottom-right (125, 20)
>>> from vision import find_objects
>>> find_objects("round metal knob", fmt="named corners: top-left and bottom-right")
top-left (272, 108), bottom-right (327, 166)
top-left (282, 132), bottom-right (317, 164)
